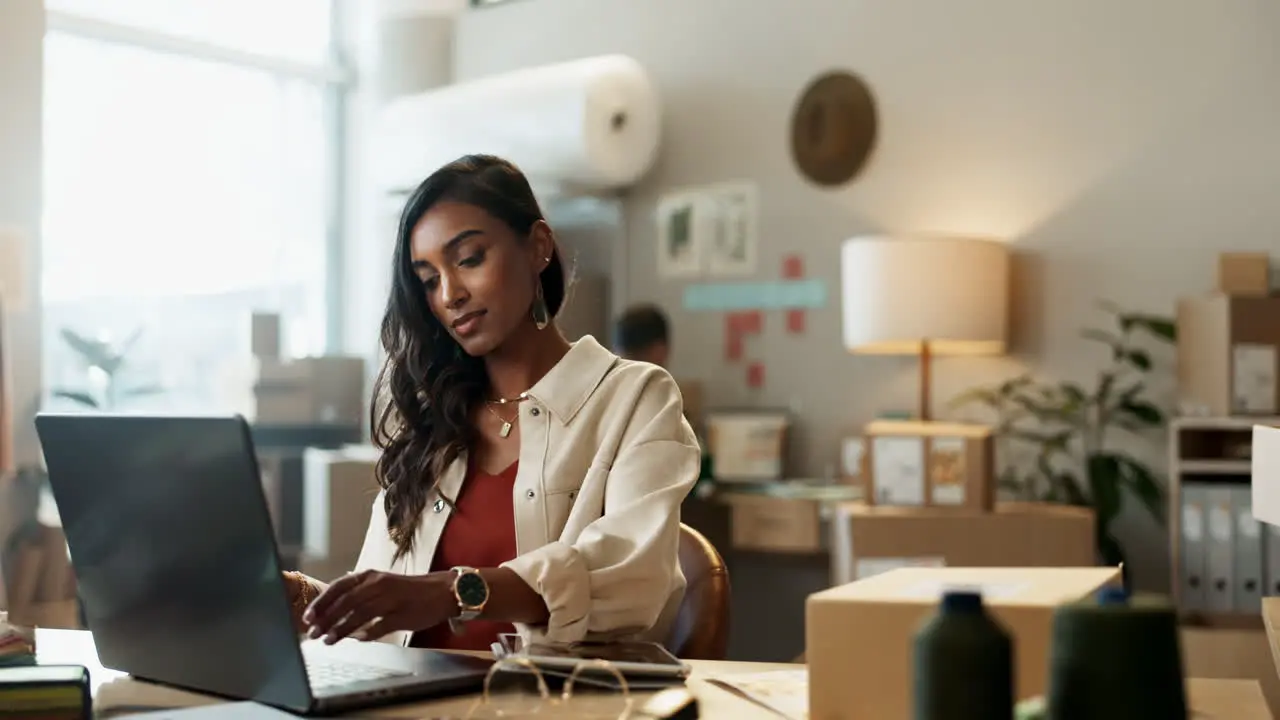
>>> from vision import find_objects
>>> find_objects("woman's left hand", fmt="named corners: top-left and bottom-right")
top-left (303, 569), bottom-right (456, 644)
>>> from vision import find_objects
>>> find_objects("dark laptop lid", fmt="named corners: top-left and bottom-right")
top-left (35, 413), bottom-right (313, 711)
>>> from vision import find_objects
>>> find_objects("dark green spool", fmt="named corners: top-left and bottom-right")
top-left (1045, 591), bottom-right (1187, 720)
top-left (912, 591), bottom-right (1014, 720)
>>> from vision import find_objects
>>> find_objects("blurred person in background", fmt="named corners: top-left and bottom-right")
top-left (285, 155), bottom-right (699, 653)
top-left (613, 304), bottom-right (670, 368)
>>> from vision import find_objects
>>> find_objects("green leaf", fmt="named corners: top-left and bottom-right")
top-left (121, 384), bottom-right (165, 398)
top-left (1097, 531), bottom-right (1126, 567)
top-left (948, 386), bottom-right (1001, 410)
top-left (1126, 314), bottom-right (1177, 342)
top-left (1087, 454), bottom-right (1125, 528)
top-left (1116, 454), bottom-right (1165, 524)
top-left (1011, 390), bottom-right (1077, 424)
top-left (51, 389), bottom-right (99, 408)
top-left (1060, 383), bottom-right (1088, 406)
top-left (59, 329), bottom-right (118, 370)
top-left (1095, 372), bottom-right (1117, 407)
top-left (1054, 473), bottom-right (1089, 507)
top-left (1116, 382), bottom-right (1145, 404)
top-left (1124, 349), bottom-right (1152, 370)
top-left (1117, 399), bottom-right (1164, 427)
top-left (1081, 328), bottom-right (1123, 352)
top-left (998, 374), bottom-right (1035, 396)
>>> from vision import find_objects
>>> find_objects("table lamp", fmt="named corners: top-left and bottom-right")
top-left (841, 236), bottom-right (1010, 420)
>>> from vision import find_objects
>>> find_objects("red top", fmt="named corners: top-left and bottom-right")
top-left (410, 459), bottom-right (520, 651)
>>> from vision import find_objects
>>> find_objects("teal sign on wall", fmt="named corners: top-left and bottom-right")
top-left (681, 279), bottom-right (827, 312)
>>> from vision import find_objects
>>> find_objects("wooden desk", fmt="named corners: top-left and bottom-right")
top-left (35, 629), bottom-right (795, 718)
top-left (32, 629), bottom-right (1271, 719)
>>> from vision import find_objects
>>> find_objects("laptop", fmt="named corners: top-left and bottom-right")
top-left (35, 413), bottom-right (492, 715)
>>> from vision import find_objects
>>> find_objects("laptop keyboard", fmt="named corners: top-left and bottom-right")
top-left (305, 657), bottom-right (411, 690)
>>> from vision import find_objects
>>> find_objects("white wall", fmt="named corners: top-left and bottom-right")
top-left (0, 0), bottom-right (44, 467)
top-left (451, 0), bottom-right (1280, 589)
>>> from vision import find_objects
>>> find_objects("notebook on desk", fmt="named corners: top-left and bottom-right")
top-left (36, 413), bottom-right (492, 716)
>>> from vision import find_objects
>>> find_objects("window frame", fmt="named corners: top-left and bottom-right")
top-left (43, 2), bottom-right (352, 353)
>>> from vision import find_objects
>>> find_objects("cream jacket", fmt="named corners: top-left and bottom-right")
top-left (351, 336), bottom-right (701, 646)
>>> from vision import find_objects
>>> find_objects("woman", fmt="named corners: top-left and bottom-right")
top-left (286, 155), bottom-right (699, 651)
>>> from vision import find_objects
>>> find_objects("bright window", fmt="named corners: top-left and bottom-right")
top-left (41, 4), bottom-right (343, 413)
top-left (44, 0), bottom-right (334, 64)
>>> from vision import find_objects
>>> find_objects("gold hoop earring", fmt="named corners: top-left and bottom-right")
top-left (531, 283), bottom-right (550, 331)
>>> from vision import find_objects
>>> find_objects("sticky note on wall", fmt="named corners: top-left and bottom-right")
top-left (682, 279), bottom-right (827, 312)
top-left (0, 226), bottom-right (28, 312)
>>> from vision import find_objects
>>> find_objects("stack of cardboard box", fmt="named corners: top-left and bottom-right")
top-left (249, 312), bottom-right (366, 427)
top-left (840, 419), bottom-right (1097, 582)
top-left (1177, 252), bottom-right (1280, 418)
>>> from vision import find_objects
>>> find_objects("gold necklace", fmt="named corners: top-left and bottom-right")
top-left (488, 391), bottom-right (530, 405)
top-left (485, 391), bottom-right (529, 439)
top-left (485, 403), bottom-right (516, 438)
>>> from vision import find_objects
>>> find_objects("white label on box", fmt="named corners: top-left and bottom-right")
top-left (841, 437), bottom-right (865, 478)
top-left (855, 556), bottom-right (946, 580)
top-left (896, 579), bottom-right (1032, 601)
top-left (1209, 504), bottom-right (1233, 542)
top-left (872, 436), bottom-right (925, 505)
top-left (1239, 510), bottom-right (1261, 539)
top-left (1182, 504), bottom-right (1203, 542)
top-left (1232, 343), bottom-right (1277, 414)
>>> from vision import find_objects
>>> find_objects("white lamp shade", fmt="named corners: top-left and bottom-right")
top-left (841, 236), bottom-right (1010, 355)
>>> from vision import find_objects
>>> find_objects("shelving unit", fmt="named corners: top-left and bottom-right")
top-left (1169, 416), bottom-right (1280, 629)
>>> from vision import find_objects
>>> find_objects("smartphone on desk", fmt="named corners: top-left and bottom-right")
top-left (493, 633), bottom-right (690, 679)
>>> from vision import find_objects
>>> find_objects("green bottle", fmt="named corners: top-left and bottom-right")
top-left (913, 591), bottom-right (1014, 720)
top-left (1045, 588), bottom-right (1187, 720)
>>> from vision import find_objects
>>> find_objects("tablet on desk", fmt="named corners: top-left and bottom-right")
top-left (495, 635), bottom-right (689, 678)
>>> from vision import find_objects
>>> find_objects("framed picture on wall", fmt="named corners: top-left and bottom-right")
top-left (703, 181), bottom-right (759, 277)
top-left (705, 409), bottom-right (789, 482)
top-left (655, 190), bottom-right (705, 279)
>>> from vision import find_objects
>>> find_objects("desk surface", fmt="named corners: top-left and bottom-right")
top-left (31, 629), bottom-right (1272, 719)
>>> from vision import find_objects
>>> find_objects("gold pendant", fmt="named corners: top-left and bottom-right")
top-left (499, 421), bottom-right (512, 438)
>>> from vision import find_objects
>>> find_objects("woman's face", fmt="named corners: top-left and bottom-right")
top-left (409, 200), bottom-right (550, 357)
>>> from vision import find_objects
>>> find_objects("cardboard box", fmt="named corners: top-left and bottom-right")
top-left (806, 566), bottom-right (1121, 720)
top-left (254, 356), bottom-right (366, 426)
top-left (1177, 295), bottom-right (1280, 416)
top-left (1219, 253), bottom-right (1270, 297)
top-left (863, 420), bottom-right (995, 511)
top-left (726, 493), bottom-right (823, 553)
top-left (302, 445), bottom-right (382, 573)
top-left (829, 502), bottom-right (1097, 585)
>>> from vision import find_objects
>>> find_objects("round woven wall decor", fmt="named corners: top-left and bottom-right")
top-left (789, 70), bottom-right (878, 187)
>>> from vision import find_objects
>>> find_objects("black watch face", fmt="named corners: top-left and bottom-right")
top-left (456, 572), bottom-right (488, 607)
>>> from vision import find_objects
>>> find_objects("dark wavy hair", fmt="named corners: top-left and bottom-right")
top-left (372, 154), bottom-right (566, 562)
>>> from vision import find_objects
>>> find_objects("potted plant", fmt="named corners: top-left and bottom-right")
top-left (949, 303), bottom-right (1176, 566)
top-left (49, 327), bottom-right (164, 410)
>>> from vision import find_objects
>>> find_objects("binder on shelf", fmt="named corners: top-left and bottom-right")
top-left (1180, 482), bottom-right (1209, 612)
top-left (1231, 484), bottom-right (1264, 613)
top-left (1205, 485), bottom-right (1237, 613)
